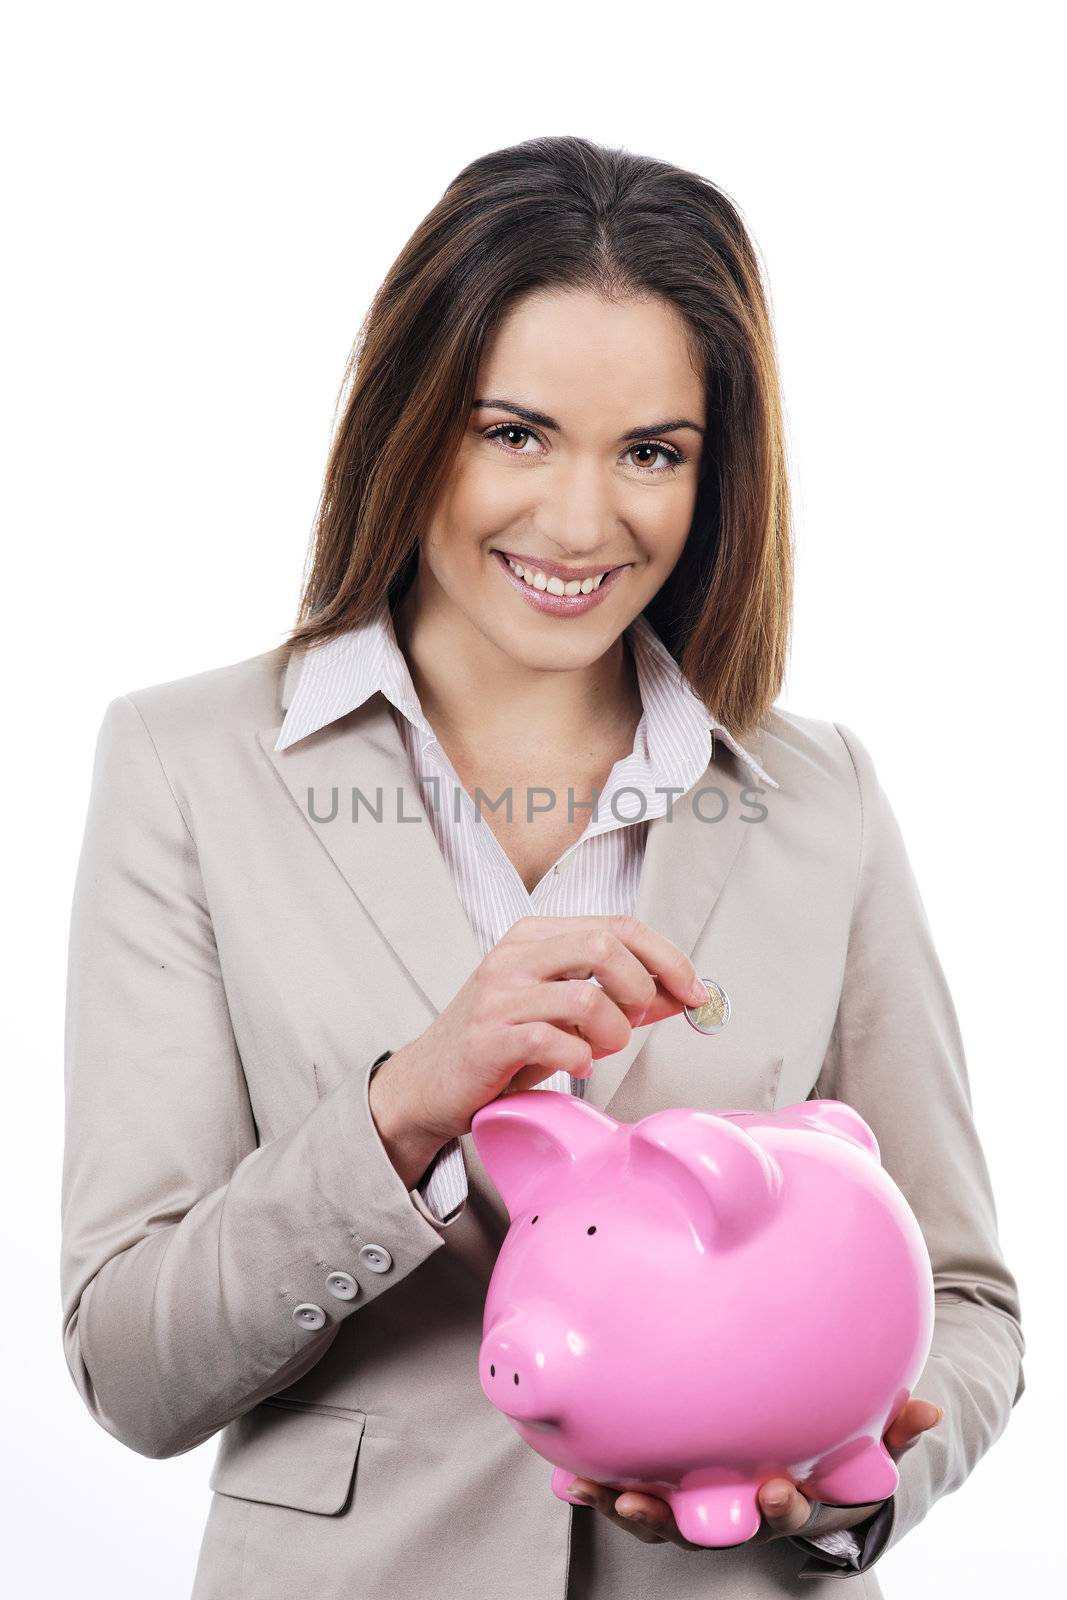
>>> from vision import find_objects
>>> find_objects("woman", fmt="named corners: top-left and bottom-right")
top-left (60, 136), bottom-right (1024, 1599)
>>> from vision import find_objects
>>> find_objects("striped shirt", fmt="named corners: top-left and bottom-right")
top-left (276, 601), bottom-right (864, 1570)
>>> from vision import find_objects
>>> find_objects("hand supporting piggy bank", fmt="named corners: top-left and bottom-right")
top-left (470, 1091), bottom-right (935, 1547)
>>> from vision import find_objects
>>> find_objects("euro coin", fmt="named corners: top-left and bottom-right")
top-left (684, 977), bottom-right (731, 1034)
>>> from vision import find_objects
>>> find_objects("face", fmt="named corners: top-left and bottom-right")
top-left (412, 287), bottom-right (707, 674)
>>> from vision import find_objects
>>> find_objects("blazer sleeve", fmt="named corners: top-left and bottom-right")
top-left (60, 694), bottom-right (463, 1464)
top-left (788, 722), bottom-right (1026, 1580)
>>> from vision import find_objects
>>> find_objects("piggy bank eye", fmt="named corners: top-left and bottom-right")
top-left (587, 1225), bottom-right (597, 1235)
top-left (531, 1215), bottom-right (539, 1224)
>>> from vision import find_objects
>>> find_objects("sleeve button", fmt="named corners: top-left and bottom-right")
top-left (325, 1270), bottom-right (360, 1300)
top-left (292, 1302), bottom-right (327, 1329)
top-left (358, 1244), bottom-right (393, 1273)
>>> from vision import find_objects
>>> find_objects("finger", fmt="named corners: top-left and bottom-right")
top-left (612, 1489), bottom-right (678, 1540)
top-left (492, 1022), bottom-right (595, 1094)
top-left (885, 1398), bottom-right (944, 1457)
top-left (503, 979), bottom-right (636, 1057)
top-left (508, 926), bottom-right (663, 1021)
top-left (615, 973), bottom-right (697, 1028)
top-left (610, 1506), bottom-right (669, 1544)
top-left (758, 1478), bottom-right (814, 1537)
top-left (566, 1478), bottom-right (616, 1515)
top-left (508, 916), bottom-right (706, 1012)
top-left (567, 1480), bottom-right (667, 1545)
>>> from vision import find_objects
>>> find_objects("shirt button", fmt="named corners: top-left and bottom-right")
top-left (292, 1302), bottom-right (327, 1330)
top-left (325, 1270), bottom-right (359, 1300)
top-left (358, 1243), bottom-right (393, 1273)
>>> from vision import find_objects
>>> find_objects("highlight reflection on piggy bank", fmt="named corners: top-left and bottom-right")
top-left (470, 1091), bottom-right (934, 1547)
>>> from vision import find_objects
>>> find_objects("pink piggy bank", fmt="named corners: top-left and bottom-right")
top-left (470, 1090), bottom-right (934, 1546)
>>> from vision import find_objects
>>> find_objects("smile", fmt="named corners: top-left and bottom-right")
top-left (491, 549), bottom-right (631, 617)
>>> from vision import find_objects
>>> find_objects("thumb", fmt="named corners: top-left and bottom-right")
top-left (886, 1398), bottom-right (943, 1457)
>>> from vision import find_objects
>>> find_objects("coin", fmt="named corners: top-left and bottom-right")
top-left (684, 977), bottom-right (731, 1034)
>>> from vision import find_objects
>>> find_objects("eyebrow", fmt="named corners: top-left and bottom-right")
top-left (471, 396), bottom-right (705, 442)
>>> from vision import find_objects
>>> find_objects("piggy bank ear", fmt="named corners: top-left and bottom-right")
top-left (629, 1109), bottom-right (782, 1249)
top-left (783, 1098), bottom-right (880, 1161)
top-left (470, 1091), bottom-right (622, 1218)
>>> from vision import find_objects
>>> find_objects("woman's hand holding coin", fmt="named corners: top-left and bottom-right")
top-left (375, 914), bottom-right (709, 1152)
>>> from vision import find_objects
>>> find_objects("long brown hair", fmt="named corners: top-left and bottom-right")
top-left (284, 135), bottom-right (793, 739)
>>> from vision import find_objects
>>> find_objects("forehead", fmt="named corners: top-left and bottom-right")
top-left (476, 288), bottom-right (705, 428)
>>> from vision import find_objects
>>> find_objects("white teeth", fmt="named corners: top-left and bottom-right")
top-left (504, 555), bottom-right (610, 594)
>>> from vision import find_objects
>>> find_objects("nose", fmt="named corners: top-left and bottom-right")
top-left (479, 1308), bottom-right (579, 1424)
top-left (533, 458), bottom-right (625, 561)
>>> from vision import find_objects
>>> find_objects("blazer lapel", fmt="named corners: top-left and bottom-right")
top-left (259, 651), bottom-right (486, 1023)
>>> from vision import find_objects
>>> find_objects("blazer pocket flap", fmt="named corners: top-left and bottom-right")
top-left (209, 1399), bottom-right (367, 1515)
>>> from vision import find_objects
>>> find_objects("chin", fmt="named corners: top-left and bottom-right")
top-left (496, 615), bottom-right (622, 667)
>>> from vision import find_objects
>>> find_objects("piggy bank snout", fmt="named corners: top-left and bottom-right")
top-left (480, 1307), bottom-right (580, 1424)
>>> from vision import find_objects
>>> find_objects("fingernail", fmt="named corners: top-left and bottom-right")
top-left (689, 978), bottom-right (708, 1004)
top-left (620, 1508), bottom-right (647, 1523)
top-left (935, 1406), bottom-right (944, 1423)
top-left (765, 1489), bottom-right (789, 1508)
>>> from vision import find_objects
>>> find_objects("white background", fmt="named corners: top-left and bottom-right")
top-left (2, 3), bottom-right (1062, 1594)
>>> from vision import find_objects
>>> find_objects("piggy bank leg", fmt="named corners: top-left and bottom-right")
top-left (804, 1437), bottom-right (899, 1507)
top-left (552, 1466), bottom-right (593, 1506)
top-left (667, 1480), bottom-right (763, 1546)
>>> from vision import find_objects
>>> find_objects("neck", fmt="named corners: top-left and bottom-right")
top-left (392, 575), bottom-right (641, 762)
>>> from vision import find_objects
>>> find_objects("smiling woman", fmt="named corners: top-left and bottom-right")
top-left (286, 139), bottom-right (792, 743)
top-left (395, 287), bottom-right (711, 671)
top-left (61, 133), bottom-right (1023, 1600)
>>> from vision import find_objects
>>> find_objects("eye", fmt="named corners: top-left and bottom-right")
top-left (586, 1225), bottom-right (597, 1235)
top-left (482, 422), bottom-right (686, 476)
top-left (624, 442), bottom-right (685, 475)
top-left (484, 423), bottom-right (543, 457)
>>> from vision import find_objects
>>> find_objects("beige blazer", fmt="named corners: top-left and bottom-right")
top-left (60, 642), bottom-right (1026, 1600)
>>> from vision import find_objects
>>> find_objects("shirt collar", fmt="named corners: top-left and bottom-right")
top-left (274, 600), bottom-right (778, 791)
